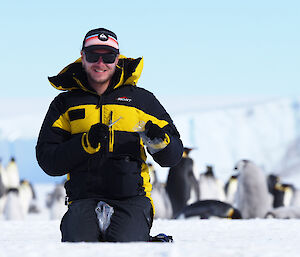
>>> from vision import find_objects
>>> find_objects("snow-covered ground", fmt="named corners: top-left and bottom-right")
top-left (1, 184), bottom-right (300, 257)
top-left (2, 218), bottom-right (300, 257)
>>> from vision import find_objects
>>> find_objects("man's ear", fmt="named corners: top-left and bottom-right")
top-left (115, 54), bottom-right (120, 64)
top-left (81, 51), bottom-right (85, 67)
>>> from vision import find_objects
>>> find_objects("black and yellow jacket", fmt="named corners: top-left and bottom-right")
top-left (36, 55), bottom-right (183, 206)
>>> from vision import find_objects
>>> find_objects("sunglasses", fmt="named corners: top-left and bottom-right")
top-left (84, 51), bottom-right (117, 64)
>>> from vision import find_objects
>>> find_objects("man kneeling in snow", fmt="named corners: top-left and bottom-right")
top-left (36, 28), bottom-right (183, 242)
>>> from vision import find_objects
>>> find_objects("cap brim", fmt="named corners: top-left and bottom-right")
top-left (83, 45), bottom-right (119, 54)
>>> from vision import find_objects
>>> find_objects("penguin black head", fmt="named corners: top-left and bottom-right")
top-left (204, 165), bottom-right (214, 177)
top-left (230, 208), bottom-right (242, 219)
top-left (6, 188), bottom-right (19, 194)
top-left (183, 147), bottom-right (193, 156)
top-left (267, 174), bottom-right (279, 193)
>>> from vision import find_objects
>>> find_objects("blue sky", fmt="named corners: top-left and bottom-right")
top-left (1, 0), bottom-right (299, 99)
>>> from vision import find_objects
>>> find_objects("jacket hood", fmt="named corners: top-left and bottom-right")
top-left (48, 55), bottom-right (144, 93)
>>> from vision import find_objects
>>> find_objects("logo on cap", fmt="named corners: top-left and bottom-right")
top-left (98, 33), bottom-right (108, 41)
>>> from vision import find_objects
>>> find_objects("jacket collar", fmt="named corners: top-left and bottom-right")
top-left (48, 55), bottom-right (144, 94)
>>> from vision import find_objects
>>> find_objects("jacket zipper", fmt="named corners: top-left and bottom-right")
top-left (97, 95), bottom-right (114, 152)
top-left (109, 111), bottom-right (114, 152)
top-left (96, 95), bottom-right (103, 122)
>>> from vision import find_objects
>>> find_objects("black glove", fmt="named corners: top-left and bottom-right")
top-left (145, 121), bottom-right (165, 140)
top-left (87, 123), bottom-right (109, 149)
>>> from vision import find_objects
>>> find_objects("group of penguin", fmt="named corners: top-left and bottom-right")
top-left (0, 157), bottom-right (67, 220)
top-left (2, 151), bottom-right (300, 221)
top-left (0, 157), bottom-right (39, 220)
top-left (150, 148), bottom-right (300, 220)
top-left (45, 181), bottom-right (67, 220)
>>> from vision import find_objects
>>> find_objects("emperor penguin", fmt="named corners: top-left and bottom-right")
top-left (3, 188), bottom-right (24, 220)
top-left (176, 199), bottom-right (242, 219)
top-left (0, 159), bottom-right (5, 197)
top-left (19, 179), bottom-right (39, 216)
top-left (224, 174), bottom-right (239, 205)
top-left (46, 183), bottom-right (67, 220)
top-left (199, 165), bottom-right (226, 201)
top-left (2, 157), bottom-right (20, 190)
top-left (267, 174), bottom-right (295, 208)
top-left (265, 206), bottom-right (300, 219)
top-left (148, 163), bottom-right (173, 219)
top-left (0, 160), bottom-right (6, 215)
top-left (165, 147), bottom-right (200, 218)
top-left (234, 159), bottom-right (272, 219)
top-left (0, 174), bottom-right (5, 200)
top-left (1, 157), bottom-right (23, 220)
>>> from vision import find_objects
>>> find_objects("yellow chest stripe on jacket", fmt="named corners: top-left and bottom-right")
top-left (52, 104), bottom-right (169, 135)
top-left (102, 104), bottom-right (168, 132)
top-left (52, 104), bottom-right (100, 133)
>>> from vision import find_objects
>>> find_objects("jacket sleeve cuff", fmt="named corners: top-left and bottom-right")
top-left (150, 132), bottom-right (183, 167)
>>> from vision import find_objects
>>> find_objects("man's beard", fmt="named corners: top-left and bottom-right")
top-left (86, 72), bottom-right (111, 85)
top-left (83, 65), bottom-right (115, 87)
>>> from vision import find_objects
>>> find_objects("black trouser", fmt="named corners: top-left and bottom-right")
top-left (60, 196), bottom-right (153, 242)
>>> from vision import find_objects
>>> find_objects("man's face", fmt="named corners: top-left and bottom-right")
top-left (81, 49), bottom-right (119, 86)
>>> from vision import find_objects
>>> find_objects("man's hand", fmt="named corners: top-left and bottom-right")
top-left (145, 121), bottom-right (165, 140)
top-left (87, 123), bottom-right (109, 149)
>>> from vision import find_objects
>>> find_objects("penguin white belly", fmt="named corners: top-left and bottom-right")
top-left (3, 191), bottom-right (24, 220)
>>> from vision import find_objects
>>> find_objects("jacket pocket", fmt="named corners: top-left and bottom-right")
top-left (68, 109), bottom-right (85, 121)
